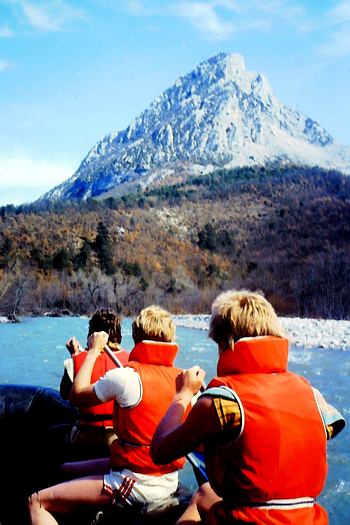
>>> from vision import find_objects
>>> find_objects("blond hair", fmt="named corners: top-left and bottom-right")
top-left (132, 305), bottom-right (175, 344)
top-left (209, 289), bottom-right (286, 350)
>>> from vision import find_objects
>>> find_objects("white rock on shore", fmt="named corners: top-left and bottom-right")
top-left (174, 315), bottom-right (350, 351)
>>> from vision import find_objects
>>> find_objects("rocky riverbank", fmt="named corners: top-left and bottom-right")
top-left (174, 315), bottom-right (350, 351)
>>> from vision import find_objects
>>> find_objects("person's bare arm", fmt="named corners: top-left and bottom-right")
top-left (66, 336), bottom-right (84, 356)
top-left (151, 366), bottom-right (221, 464)
top-left (70, 331), bottom-right (108, 407)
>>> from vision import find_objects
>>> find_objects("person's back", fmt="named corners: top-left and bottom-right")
top-left (94, 305), bottom-right (186, 503)
top-left (202, 291), bottom-right (331, 524)
top-left (110, 339), bottom-right (185, 475)
top-left (205, 334), bottom-right (328, 523)
top-left (60, 309), bottom-right (129, 459)
top-left (151, 289), bottom-right (346, 525)
top-left (28, 305), bottom-right (185, 525)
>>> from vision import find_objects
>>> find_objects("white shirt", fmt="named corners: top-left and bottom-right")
top-left (94, 367), bottom-right (143, 408)
top-left (63, 357), bottom-right (75, 382)
top-left (94, 365), bottom-right (179, 491)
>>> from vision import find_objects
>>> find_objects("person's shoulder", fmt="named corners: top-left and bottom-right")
top-left (117, 349), bottom-right (129, 365)
top-left (104, 365), bottom-right (139, 381)
top-left (191, 394), bottom-right (215, 412)
top-left (201, 385), bottom-right (239, 402)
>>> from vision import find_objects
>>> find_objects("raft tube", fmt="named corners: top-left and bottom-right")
top-left (0, 384), bottom-right (192, 525)
top-left (0, 384), bottom-right (77, 525)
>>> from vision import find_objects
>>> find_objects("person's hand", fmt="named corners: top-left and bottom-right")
top-left (87, 331), bottom-right (109, 355)
top-left (66, 337), bottom-right (83, 356)
top-left (176, 366), bottom-right (206, 397)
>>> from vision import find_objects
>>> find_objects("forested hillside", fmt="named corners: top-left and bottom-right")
top-left (1, 165), bottom-right (349, 319)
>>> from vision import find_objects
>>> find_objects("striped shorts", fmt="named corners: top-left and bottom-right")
top-left (103, 468), bottom-right (178, 508)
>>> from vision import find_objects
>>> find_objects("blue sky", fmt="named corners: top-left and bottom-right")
top-left (0, 0), bottom-right (349, 206)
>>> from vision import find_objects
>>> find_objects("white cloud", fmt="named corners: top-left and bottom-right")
top-left (319, 25), bottom-right (350, 58)
top-left (11, 0), bottom-right (86, 32)
top-left (122, 1), bottom-right (236, 37)
top-left (0, 155), bottom-right (72, 188)
top-left (125, 1), bottom-right (148, 15)
top-left (124, 0), bottom-right (310, 39)
top-left (0, 186), bottom-right (50, 206)
top-left (254, 0), bottom-right (302, 16)
top-left (174, 2), bottom-right (235, 39)
top-left (317, 1), bottom-right (350, 58)
top-left (0, 155), bottom-right (74, 205)
top-left (172, 0), bottom-right (305, 38)
top-left (331, 0), bottom-right (350, 23)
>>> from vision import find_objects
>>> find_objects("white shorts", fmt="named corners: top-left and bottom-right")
top-left (103, 468), bottom-right (178, 508)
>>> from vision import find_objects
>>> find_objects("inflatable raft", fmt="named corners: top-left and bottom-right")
top-left (0, 384), bottom-right (194, 525)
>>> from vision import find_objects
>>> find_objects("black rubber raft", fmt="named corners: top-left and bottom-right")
top-left (0, 384), bottom-right (191, 525)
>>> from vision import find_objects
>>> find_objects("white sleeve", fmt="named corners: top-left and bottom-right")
top-left (63, 357), bottom-right (74, 383)
top-left (312, 386), bottom-right (346, 435)
top-left (94, 367), bottom-right (142, 408)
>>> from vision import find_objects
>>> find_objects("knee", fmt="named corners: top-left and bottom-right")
top-left (195, 482), bottom-right (221, 514)
top-left (188, 483), bottom-right (209, 507)
top-left (196, 482), bottom-right (211, 501)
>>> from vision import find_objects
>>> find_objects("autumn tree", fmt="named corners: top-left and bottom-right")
top-left (93, 222), bottom-right (116, 275)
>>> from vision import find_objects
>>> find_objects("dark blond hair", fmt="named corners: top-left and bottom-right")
top-left (209, 289), bottom-right (286, 350)
top-left (132, 305), bottom-right (175, 345)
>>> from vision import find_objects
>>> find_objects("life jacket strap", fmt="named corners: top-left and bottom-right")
top-left (117, 436), bottom-right (150, 448)
top-left (232, 497), bottom-right (315, 510)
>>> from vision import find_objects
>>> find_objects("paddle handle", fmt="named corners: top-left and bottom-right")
top-left (103, 345), bottom-right (124, 368)
top-left (106, 345), bottom-right (207, 391)
top-left (186, 452), bottom-right (208, 485)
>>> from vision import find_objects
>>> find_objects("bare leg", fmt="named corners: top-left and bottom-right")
top-left (28, 475), bottom-right (113, 525)
top-left (176, 482), bottom-right (222, 524)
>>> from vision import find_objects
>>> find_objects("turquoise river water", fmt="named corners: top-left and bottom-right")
top-left (0, 316), bottom-right (349, 523)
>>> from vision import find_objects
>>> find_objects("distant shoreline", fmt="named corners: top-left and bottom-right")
top-left (174, 315), bottom-right (350, 351)
top-left (1, 313), bottom-right (349, 351)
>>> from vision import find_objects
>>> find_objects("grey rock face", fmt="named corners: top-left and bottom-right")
top-left (41, 52), bottom-right (350, 201)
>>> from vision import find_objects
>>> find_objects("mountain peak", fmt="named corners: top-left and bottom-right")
top-left (194, 52), bottom-right (270, 96)
top-left (175, 52), bottom-right (255, 94)
top-left (41, 53), bottom-right (350, 202)
top-left (199, 52), bottom-right (246, 78)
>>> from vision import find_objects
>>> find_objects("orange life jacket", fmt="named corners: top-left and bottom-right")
top-left (205, 336), bottom-right (328, 525)
top-left (73, 349), bottom-right (129, 428)
top-left (110, 340), bottom-right (186, 475)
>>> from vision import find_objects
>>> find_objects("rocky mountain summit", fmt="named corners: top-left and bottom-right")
top-left (42, 53), bottom-right (350, 201)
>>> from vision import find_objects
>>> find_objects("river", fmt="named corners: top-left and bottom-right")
top-left (0, 316), bottom-right (349, 523)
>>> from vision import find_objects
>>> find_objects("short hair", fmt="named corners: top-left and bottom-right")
top-left (88, 309), bottom-right (122, 346)
top-left (132, 305), bottom-right (175, 344)
top-left (209, 289), bottom-right (286, 349)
